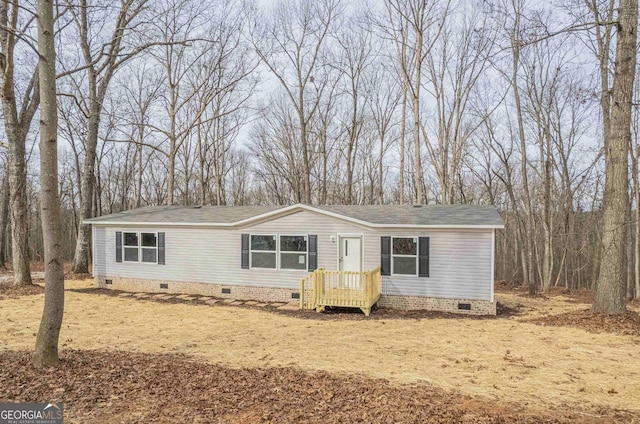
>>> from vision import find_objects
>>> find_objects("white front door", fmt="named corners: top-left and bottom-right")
top-left (339, 236), bottom-right (362, 272)
top-left (339, 236), bottom-right (362, 289)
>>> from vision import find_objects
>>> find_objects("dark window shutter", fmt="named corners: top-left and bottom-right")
top-left (241, 234), bottom-right (249, 269)
top-left (419, 237), bottom-right (430, 277)
top-left (308, 235), bottom-right (318, 271)
top-left (115, 231), bottom-right (122, 263)
top-left (158, 232), bottom-right (165, 265)
top-left (381, 236), bottom-right (391, 276)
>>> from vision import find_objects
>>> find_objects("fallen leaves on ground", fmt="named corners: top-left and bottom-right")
top-left (0, 283), bottom-right (44, 300)
top-left (527, 309), bottom-right (640, 336)
top-left (494, 281), bottom-right (594, 304)
top-left (65, 273), bottom-right (93, 281)
top-left (0, 349), bottom-right (630, 424)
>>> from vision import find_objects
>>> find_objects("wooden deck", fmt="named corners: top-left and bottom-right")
top-left (299, 267), bottom-right (381, 316)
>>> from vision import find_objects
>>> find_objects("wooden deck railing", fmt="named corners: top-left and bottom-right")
top-left (299, 267), bottom-right (381, 316)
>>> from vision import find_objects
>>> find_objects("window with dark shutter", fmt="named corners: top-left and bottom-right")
top-left (380, 236), bottom-right (391, 276)
top-left (241, 234), bottom-right (249, 269)
top-left (115, 231), bottom-right (122, 263)
top-left (308, 235), bottom-right (318, 271)
top-left (418, 237), bottom-right (430, 277)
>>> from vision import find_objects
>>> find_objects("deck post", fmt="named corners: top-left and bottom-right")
top-left (364, 272), bottom-right (369, 304)
top-left (299, 278), bottom-right (304, 310)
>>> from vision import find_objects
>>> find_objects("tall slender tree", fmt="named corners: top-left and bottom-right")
top-left (33, 0), bottom-right (64, 367)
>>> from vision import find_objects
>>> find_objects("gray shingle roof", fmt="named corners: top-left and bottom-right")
top-left (317, 205), bottom-right (503, 227)
top-left (86, 204), bottom-right (504, 228)
top-left (85, 205), bottom-right (283, 224)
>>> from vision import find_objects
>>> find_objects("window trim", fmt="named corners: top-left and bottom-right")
top-left (279, 234), bottom-right (309, 271)
top-left (121, 231), bottom-right (159, 264)
top-left (248, 233), bottom-right (309, 271)
top-left (390, 236), bottom-right (419, 276)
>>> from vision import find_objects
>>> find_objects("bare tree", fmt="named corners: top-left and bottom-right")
top-left (592, 0), bottom-right (637, 314)
top-left (0, 0), bottom-right (39, 285)
top-left (64, 0), bottom-right (152, 274)
top-left (250, 0), bottom-right (341, 204)
top-left (250, 94), bottom-right (308, 203)
top-left (33, 0), bottom-right (64, 368)
top-left (334, 19), bottom-right (374, 204)
top-left (115, 62), bottom-right (163, 208)
top-left (145, 0), bottom-right (255, 205)
top-left (366, 61), bottom-right (400, 205)
top-left (383, 0), bottom-right (450, 204)
top-left (422, 5), bottom-right (495, 205)
top-left (147, 0), bottom-right (213, 205)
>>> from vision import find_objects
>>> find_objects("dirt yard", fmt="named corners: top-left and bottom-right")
top-left (1, 278), bottom-right (639, 422)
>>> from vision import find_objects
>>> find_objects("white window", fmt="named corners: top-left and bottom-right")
top-left (280, 235), bottom-right (307, 270)
top-left (123, 231), bottom-right (158, 264)
top-left (141, 233), bottom-right (158, 263)
top-left (392, 237), bottom-right (418, 276)
top-left (249, 234), bottom-right (308, 270)
top-left (250, 235), bottom-right (277, 269)
top-left (123, 232), bottom-right (139, 262)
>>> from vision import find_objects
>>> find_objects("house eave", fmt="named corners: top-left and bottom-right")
top-left (83, 220), bottom-right (504, 230)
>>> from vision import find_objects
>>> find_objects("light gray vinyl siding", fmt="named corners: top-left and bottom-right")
top-left (93, 210), bottom-right (494, 301)
top-left (379, 230), bottom-right (492, 300)
top-left (93, 226), bottom-right (106, 276)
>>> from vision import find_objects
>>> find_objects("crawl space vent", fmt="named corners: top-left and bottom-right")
top-left (458, 303), bottom-right (471, 311)
top-left (105, 279), bottom-right (112, 285)
top-left (291, 292), bottom-right (300, 299)
top-left (222, 288), bottom-right (231, 294)
top-left (160, 283), bottom-right (168, 289)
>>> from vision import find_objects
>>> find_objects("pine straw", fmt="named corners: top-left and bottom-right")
top-left (1, 280), bottom-right (639, 417)
top-left (1, 349), bottom-right (627, 424)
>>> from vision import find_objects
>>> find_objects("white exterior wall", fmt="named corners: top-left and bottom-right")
top-left (92, 210), bottom-right (494, 301)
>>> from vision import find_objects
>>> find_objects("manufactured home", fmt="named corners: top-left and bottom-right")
top-left (86, 203), bottom-right (504, 315)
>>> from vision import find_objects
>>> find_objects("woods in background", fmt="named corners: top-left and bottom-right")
top-left (0, 0), bottom-right (638, 306)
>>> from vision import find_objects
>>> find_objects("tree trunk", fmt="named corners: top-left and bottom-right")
top-left (168, 147), bottom-right (176, 205)
top-left (72, 109), bottom-right (100, 274)
top-left (378, 130), bottom-right (384, 205)
top-left (33, 0), bottom-right (64, 368)
top-left (136, 143), bottom-right (143, 208)
top-left (0, 173), bottom-right (9, 269)
top-left (8, 130), bottom-right (32, 285)
top-left (593, 0), bottom-right (637, 314)
top-left (627, 198), bottom-right (634, 299)
top-left (299, 110), bottom-right (312, 205)
top-left (399, 86), bottom-right (407, 205)
top-left (511, 28), bottom-right (535, 295)
top-left (542, 156), bottom-right (553, 293)
top-left (412, 27), bottom-right (423, 205)
top-left (634, 141), bottom-right (640, 299)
